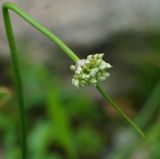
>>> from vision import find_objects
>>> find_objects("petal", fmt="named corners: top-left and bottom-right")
top-left (99, 64), bottom-right (106, 70)
top-left (98, 76), bottom-right (106, 81)
top-left (106, 63), bottom-right (112, 68)
top-left (89, 79), bottom-right (97, 84)
top-left (96, 59), bottom-right (102, 65)
top-left (90, 68), bottom-right (99, 77)
top-left (70, 65), bottom-right (75, 71)
top-left (74, 80), bottom-right (80, 87)
top-left (87, 55), bottom-right (93, 60)
top-left (98, 53), bottom-right (104, 58)
top-left (102, 72), bottom-right (110, 77)
top-left (93, 54), bottom-right (98, 58)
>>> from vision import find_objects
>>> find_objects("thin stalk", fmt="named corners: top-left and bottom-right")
top-left (2, 2), bottom-right (79, 63)
top-left (2, 2), bottom-right (144, 158)
top-left (2, 2), bottom-right (79, 159)
top-left (96, 84), bottom-right (145, 138)
top-left (2, 5), bottom-right (27, 159)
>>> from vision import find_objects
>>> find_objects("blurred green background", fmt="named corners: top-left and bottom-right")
top-left (0, 0), bottom-right (160, 159)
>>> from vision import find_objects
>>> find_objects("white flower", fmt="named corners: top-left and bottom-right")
top-left (70, 53), bottom-right (112, 88)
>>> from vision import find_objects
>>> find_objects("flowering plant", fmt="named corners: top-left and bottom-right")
top-left (2, 2), bottom-right (145, 159)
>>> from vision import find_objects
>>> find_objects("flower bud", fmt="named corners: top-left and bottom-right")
top-left (70, 65), bottom-right (75, 71)
top-left (70, 53), bottom-right (112, 88)
top-left (98, 76), bottom-right (106, 81)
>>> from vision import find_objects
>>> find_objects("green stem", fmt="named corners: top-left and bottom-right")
top-left (96, 84), bottom-right (145, 138)
top-left (2, 2), bottom-right (144, 158)
top-left (2, 2), bottom-right (79, 63)
top-left (2, 2), bottom-right (79, 159)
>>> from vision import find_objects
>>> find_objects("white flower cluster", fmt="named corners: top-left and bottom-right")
top-left (70, 53), bottom-right (112, 88)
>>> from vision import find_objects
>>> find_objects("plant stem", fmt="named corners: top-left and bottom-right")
top-left (2, 2), bottom-right (144, 158)
top-left (2, 5), bottom-right (27, 159)
top-left (96, 84), bottom-right (145, 138)
top-left (2, 2), bottom-right (79, 159)
top-left (2, 2), bottom-right (79, 63)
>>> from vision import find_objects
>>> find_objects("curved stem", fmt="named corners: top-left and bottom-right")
top-left (96, 84), bottom-right (145, 138)
top-left (2, 2), bottom-right (79, 63)
top-left (2, 2), bottom-right (144, 158)
top-left (2, 2), bottom-right (79, 159)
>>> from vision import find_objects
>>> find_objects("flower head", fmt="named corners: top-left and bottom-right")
top-left (70, 53), bottom-right (112, 88)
